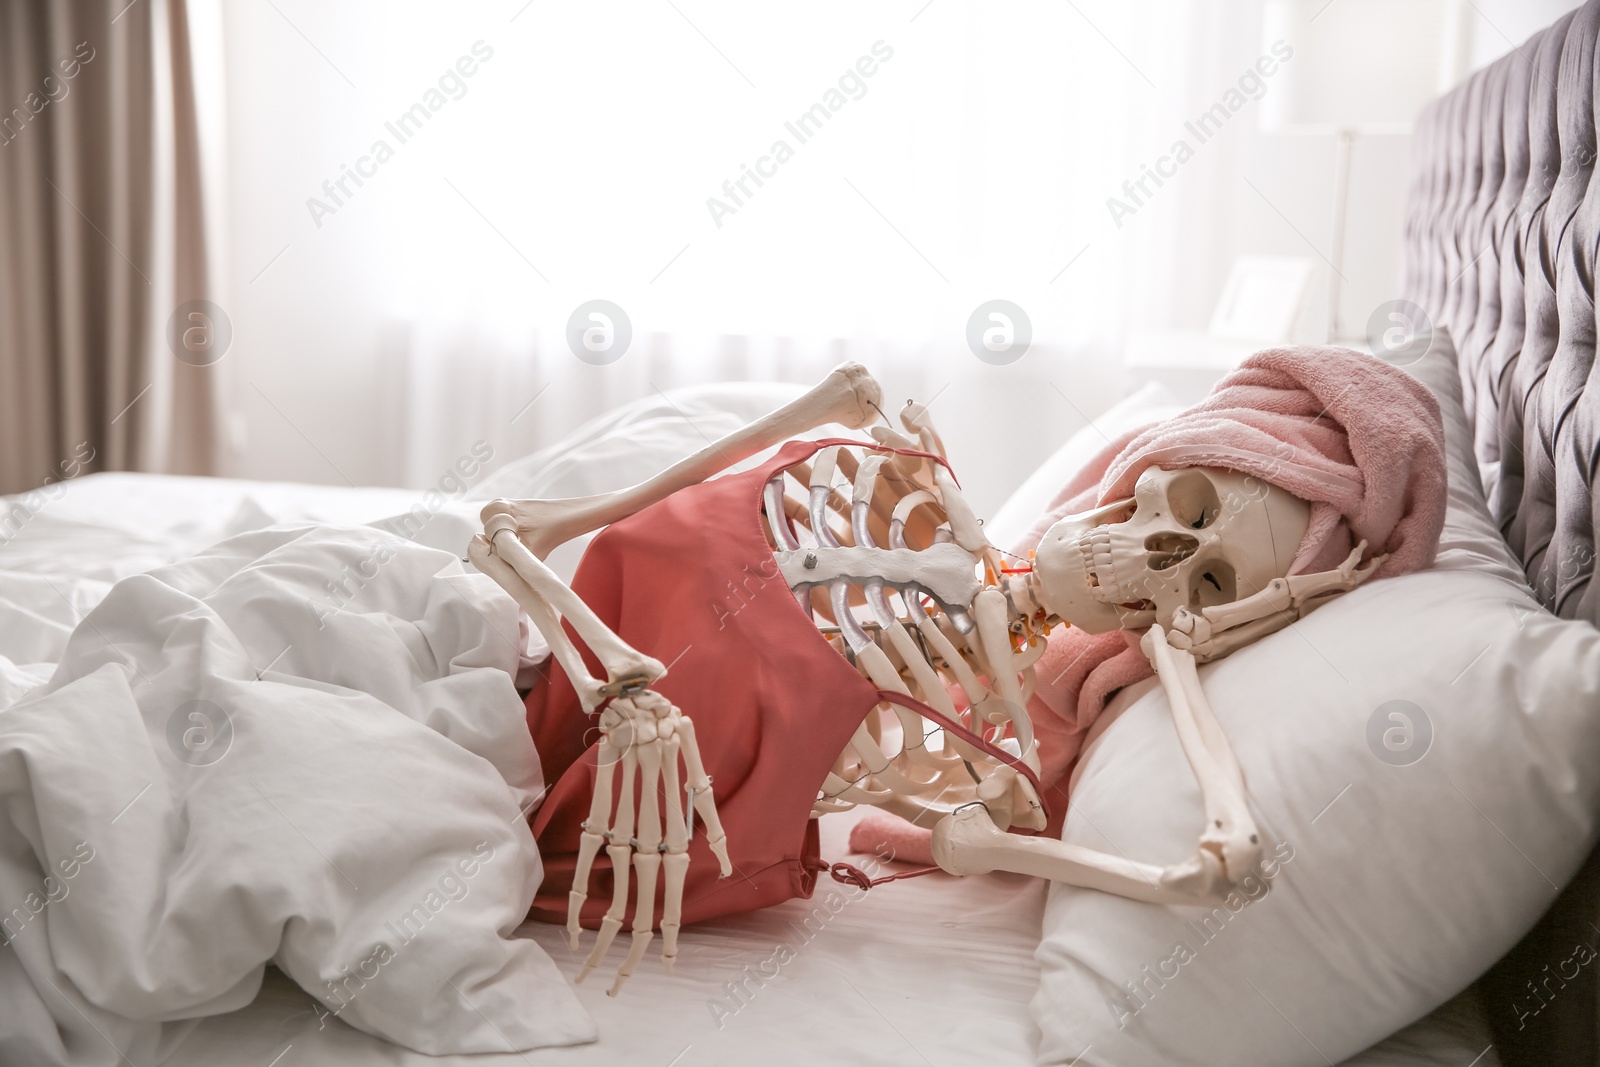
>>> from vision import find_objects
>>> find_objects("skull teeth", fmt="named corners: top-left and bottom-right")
top-left (1079, 528), bottom-right (1125, 604)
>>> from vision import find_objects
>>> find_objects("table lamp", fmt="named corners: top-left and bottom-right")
top-left (1260, 0), bottom-right (1463, 340)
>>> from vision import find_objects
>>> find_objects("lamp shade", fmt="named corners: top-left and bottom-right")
top-left (1260, 0), bottom-right (1462, 134)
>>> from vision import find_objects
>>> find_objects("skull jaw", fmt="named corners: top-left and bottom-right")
top-left (1032, 501), bottom-right (1157, 634)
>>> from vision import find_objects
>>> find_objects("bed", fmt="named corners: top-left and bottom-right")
top-left (0, 383), bottom-right (1516, 1065)
top-left (6, 4), bottom-right (1600, 1059)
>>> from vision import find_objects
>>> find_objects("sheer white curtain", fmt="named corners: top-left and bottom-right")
top-left (226, 0), bottom-right (1245, 511)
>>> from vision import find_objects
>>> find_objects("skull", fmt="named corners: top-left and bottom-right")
top-left (1021, 467), bottom-right (1310, 634)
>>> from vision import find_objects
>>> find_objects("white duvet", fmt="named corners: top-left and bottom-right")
top-left (0, 523), bottom-right (596, 1064)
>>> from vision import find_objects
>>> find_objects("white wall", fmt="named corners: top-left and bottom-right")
top-left (1143, 0), bottom-right (1580, 359)
top-left (1464, 0), bottom-right (1583, 70)
top-left (219, 0), bottom-right (1584, 506)
top-left (221, 1), bottom-right (393, 488)
top-left (218, 0), bottom-right (1166, 515)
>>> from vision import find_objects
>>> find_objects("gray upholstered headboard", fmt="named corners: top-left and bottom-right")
top-left (1405, 6), bottom-right (1600, 1062)
top-left (1406, 3), bottom-right (1600, 625)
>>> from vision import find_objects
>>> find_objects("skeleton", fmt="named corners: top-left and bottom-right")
top-left (469, 362), bottom-right (1382, 993)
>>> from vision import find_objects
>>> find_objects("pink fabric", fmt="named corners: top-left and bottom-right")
top-left (1017, 346), bottom-right (1449, 753)
top-left (527, 439), bottom-right (1057, 929)
top-left (849, 811), bottom-right (938, 866)
top-left (527, 440), bottom-right (936, 930)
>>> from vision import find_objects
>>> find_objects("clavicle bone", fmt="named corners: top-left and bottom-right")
top-left (900, 399), bottom-right (948, 459)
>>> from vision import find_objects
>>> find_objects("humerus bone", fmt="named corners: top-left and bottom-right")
top-left (482, 362), bottom-right (883, 560)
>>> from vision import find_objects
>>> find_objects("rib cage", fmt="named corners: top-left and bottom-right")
top-left (757, 442), bottom-right (1048, 827)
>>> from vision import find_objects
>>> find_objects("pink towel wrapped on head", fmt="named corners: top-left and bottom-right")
top-left (851, 347), bottom-right (1450, 855)
top-left (1018, 345), bottom-right (1450, 579)
top-left (1018, 345), bottom-right (1449, 791)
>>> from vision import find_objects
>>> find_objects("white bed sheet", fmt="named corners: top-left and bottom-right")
top-left (165, 808), bottom-right (1048, 1067)
top-left (0, 470), bottom-right (1503, 1065)
top-left (0, 472), bottom-right (484, 583)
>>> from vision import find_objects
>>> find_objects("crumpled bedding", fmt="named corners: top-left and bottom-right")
top-left (0, 522), bottom-right (596, 1063)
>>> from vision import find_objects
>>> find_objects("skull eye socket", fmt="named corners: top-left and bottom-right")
top-left (1191, 561), bottom-right (1237, 608)
top-left (1163, 469), bottom-right (1223, 530)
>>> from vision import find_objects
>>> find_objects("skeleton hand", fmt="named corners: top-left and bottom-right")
top-left (1165, 607), bottom-right (1214, 650)
top-left (468, 525), bottom-right (728, 994)
top-left (1335, 540), bottom-right (1386, 586)
top-left (1165, 541), bottom-right (1385, 661)
top-left (571, 688), bottom-right (731, 996)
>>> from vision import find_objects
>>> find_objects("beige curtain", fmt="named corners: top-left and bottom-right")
top-left (0, 0), bottom-right (224, 495)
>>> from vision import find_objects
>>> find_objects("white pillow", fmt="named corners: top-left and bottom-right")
top-left (1031, 333), bottom-right (1600, 1065)
top-left (986, 383), bottom-right (1183, 550)
top-left (471, 381), bottom-right (823, 503)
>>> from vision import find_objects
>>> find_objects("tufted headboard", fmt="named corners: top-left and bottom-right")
top-left (1406, 5), bottom-right (1600, 1064)
top-left (1406, 3), bottom-right (1600, 625)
